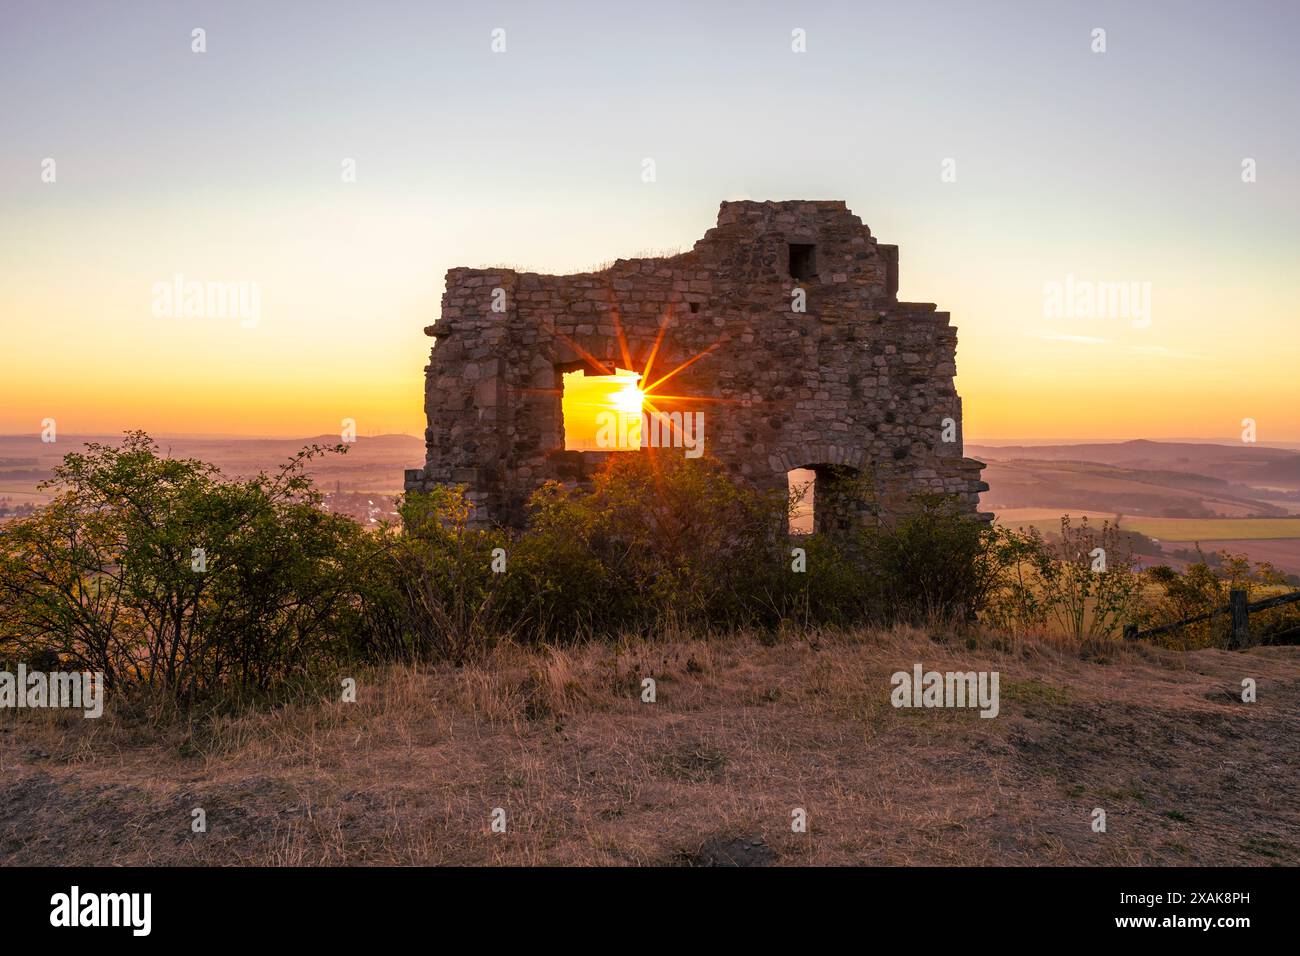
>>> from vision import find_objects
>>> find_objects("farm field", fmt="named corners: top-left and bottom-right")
top-left (994, 509), bottom-right (1300, 541)
top-left (994, 510), bottom-right (1300, 576)
top-left (1157, 539), bottom-right (1300, 573)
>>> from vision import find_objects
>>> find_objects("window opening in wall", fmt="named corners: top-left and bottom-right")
top-left (561, 367), bottom-right (644, 451)
top-left (787, 467), bottom-right (816, 534)
top-left (789, 243), bottom-right (817, 281)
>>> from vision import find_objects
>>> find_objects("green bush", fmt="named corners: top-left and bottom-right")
top-left (5, 436), bottom-right (1108, 704)
top-left (1142, 551), bottom-right (1299, 648)
top-left (867, 494), bottom-right (1000, 622)
top-left (366, 456), bottom-right (1007, 645)
top-left (359, 484), bottom-right (511, 663)
top-left (505, 452), bottom-right (793, 638)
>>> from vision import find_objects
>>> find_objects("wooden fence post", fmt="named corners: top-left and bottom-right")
top-left (1229, 588), bottom-right (1250, 649)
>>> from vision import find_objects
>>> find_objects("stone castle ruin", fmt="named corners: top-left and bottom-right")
top-left (405, 200), bottom-right (988, 529)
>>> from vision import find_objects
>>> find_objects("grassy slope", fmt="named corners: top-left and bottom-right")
top-left (2, 627), bottom-right (1296, 866)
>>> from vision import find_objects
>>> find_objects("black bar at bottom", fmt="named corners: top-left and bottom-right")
top-left (0, 866), bottom-right (1283, 942)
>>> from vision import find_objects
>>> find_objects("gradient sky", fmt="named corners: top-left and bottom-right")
top-left (2, 0), bottom-right (1298, 441)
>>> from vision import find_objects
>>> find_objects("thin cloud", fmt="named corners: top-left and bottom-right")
top-left (1031, 331), bottom-right (1111, 345)
top-left (1031, 331), bottom-right (1206, 360)
top-left (1127, 345), bottom-right (1207, 360)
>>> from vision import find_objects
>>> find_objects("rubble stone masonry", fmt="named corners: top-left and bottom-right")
top-left (405, 200), bottom-right (988, 528)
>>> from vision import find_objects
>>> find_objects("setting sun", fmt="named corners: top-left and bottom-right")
top-left (611, 378), bottom-right (645, 415)
top-left (561, 367), bottom-right (644, 451)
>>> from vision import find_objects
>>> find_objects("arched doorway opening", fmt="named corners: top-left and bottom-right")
top-left (786, 463), bottom-right (866, 535)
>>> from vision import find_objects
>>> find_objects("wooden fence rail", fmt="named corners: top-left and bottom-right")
top-left (1124, 588), bottom-right (1300, 649)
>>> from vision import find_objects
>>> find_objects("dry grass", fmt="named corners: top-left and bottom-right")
top-left (1, 626), bottom-right (1296, 866)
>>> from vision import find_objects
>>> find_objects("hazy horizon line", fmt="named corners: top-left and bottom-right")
top-left (3, 432), bottom-right (1300, 449)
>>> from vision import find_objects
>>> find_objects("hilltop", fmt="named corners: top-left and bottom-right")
top-left (3, 627), bottom-right (1296, 866)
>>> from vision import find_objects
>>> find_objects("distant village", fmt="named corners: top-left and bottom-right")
top-left (0, 498), bottom-right (38, 520)
top-left (319, 488), bottom-right (400, 526)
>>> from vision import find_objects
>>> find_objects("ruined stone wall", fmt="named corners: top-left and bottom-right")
top-left (405, 200), bottom-right (988, 526)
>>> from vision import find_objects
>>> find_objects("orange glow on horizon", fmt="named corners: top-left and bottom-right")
top-left (3, 213), bottom-right (1297, 443)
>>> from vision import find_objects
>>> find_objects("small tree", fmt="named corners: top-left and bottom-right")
top-left (1034, 516), bottom-right (1142, 641)
top-left (0, 432), bottom-right (369, 701)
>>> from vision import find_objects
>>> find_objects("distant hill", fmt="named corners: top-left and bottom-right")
top-left (970, 440), bottom-right (1300, 493)
top-left (978, 459), bottom-right (1291, 518)
top-left (1250, 456), bottom-right (1300, 487)
top-left (970, 438), bottom-right (1296, 466)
